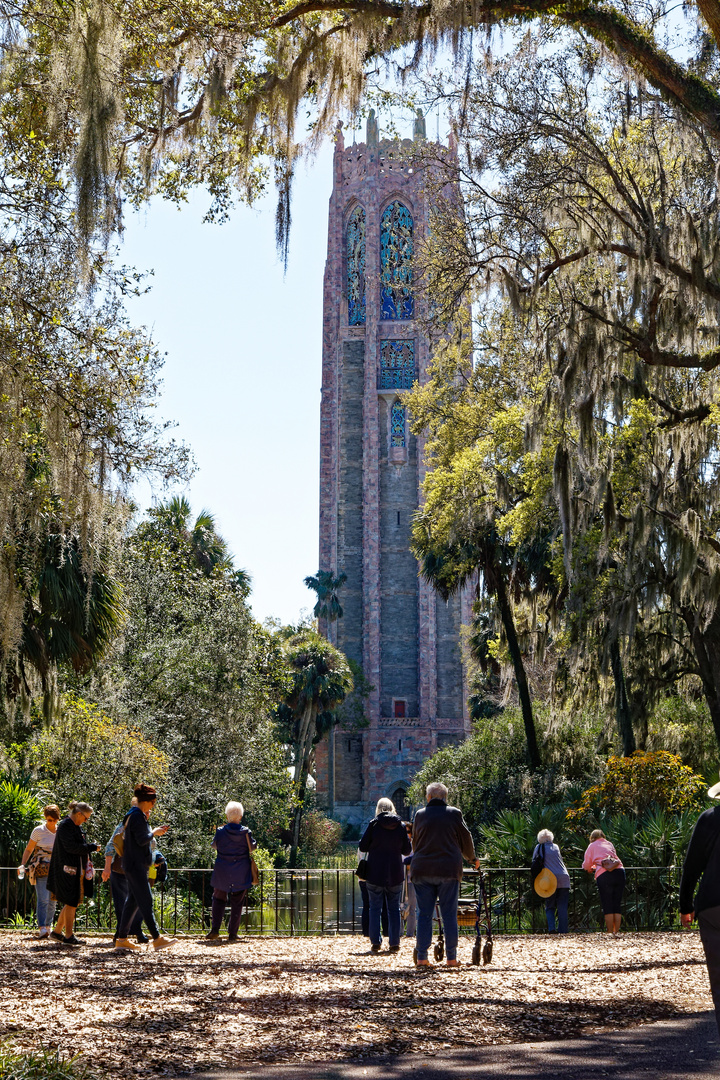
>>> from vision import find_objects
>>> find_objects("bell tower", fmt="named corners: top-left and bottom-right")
top-left (314, 114), bottom-right (470, 823)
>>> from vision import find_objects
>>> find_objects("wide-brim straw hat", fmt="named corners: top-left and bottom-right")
top-left (534, 867), bottom-right (558, 898)
top-left (708, 781), bottom-right (720, 799)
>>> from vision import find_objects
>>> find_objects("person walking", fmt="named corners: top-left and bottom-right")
top-left (680, 778), bottom-right (720, 1035)
top-left (358, 797), bottom-right (411, 954)
top-left (533, 829), bottom-right (571, 934)
top-left (411, 782), bottom-right (479, 967)
top-left (47, 801), bottom-right (99, 946)
top-left (582, 828), bottom-right (625, 934)
top-left (115, 783), bottom-right (176, 951)
top-left (101, 800), bottom-right (148, 944)
top-left (19, 804), bottom-right (61, 939)
top-left (205, 801), bottom-right (256, 943)
top-left (402, 821), bottom-right (417, 938)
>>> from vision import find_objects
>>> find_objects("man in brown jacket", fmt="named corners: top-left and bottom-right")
top-left (411, 782), bottom-right (479, 967)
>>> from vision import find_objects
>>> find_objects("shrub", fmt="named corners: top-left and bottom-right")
top-left (409, 705), bottom-right (606, 832)
top-left (567, 751), bottom-right (706, 826)
top-left (30, 694), bottom-right (168, 846)
top-left (0, 780), bottom-right (41, 863)
top-left (298, 811), bottom-right (343, 856)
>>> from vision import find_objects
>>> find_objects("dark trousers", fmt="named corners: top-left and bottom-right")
top-left (211, 888), bottom-right (247, 938)
top-left (118, 866), bottom-right (160, 940)
top-left (545, 887), bottom-right (570, 933)
top-left (698, 904), bottom-right (720, 1037)
top-left (110, 871), bottom-right (143, 938)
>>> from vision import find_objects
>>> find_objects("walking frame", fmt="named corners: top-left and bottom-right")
top-left (412, 869), bottom-right (494, 966)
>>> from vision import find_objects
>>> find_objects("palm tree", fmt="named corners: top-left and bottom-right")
top-left (413, 521), bottom-right (545, 772)
top-left (158, 496), bottom-right (250, 589)
top-left (12, 527), bottom-right (124, 701)
top-left (304, 570), bottom-right (347, 622)
top-left (277, 629), bottom-right (353, 865)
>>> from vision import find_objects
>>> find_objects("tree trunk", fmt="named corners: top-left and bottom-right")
top-left (683, 604), bottom-right (720, 752)
top-left (492, 568), bottom-right (541, 772)
top-left (290, 703), bottom-right (316, 867)
top-left (609, 638), bottom-right (636, 756)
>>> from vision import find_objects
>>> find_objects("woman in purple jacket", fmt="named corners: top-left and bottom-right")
top-left (205, 801), bottom-right (257, 943)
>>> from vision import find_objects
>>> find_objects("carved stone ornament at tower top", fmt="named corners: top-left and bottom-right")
top-left (366, 108), bottom-right (379, 148)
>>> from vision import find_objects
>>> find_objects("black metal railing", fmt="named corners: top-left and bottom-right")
top-left (0, 865), bottom-right (683, 935)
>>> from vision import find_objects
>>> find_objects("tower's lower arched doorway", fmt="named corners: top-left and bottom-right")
top-left (391, 786), bottom-right (410, 821)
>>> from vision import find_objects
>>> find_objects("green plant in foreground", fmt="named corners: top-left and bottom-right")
top-left (0, 1043), bottom-right (95, 1080)
top-left (0, 780), bottom-right (41, 864)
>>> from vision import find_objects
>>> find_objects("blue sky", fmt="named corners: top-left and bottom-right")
top-left (122, 144), bottom-right (334, 626)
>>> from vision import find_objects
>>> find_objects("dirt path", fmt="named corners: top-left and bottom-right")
top-left (0, 932), bottom-right (712, 1077)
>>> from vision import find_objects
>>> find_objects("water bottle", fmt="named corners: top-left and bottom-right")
top-left (85, 859), bottom-right (94, 881)
top-left (17, 865), bottom-right (25, 880)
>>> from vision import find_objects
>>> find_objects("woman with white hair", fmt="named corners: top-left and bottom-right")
top-left (205, 801), bottom-right (257, 944)
top-left (358, 797), bottom-right (411, 954)
top-left (533, 828), bottom-right (571, 934)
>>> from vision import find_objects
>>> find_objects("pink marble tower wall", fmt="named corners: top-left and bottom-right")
top-left (316, 124), bottom-right (470, 824)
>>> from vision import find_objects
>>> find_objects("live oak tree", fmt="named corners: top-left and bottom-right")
top-left (407, 321), bottom-right (557, 772)
top-left (8, 0), bottom-right (720, 253)
top-left (88, 502), bottom-right (293, 863)
top-left (412, 43), bottom-right (720, 750)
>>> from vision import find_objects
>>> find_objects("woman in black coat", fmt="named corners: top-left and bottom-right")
top-left (47, 801), bottom-right (99, 946)
top-left (359, 797), bottom-right (411, 953)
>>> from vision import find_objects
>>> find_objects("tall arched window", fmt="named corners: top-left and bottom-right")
top-left (347, 205), bottom-right (366, 325)
top-left (380, 201), bottom-right (414, 320)
top-left (390, 400), bottom-right (406, 447)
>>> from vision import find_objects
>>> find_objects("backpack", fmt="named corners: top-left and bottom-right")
top-left (531, 842), bottom-right (546, 882)
top-left (112, 825), bottom-right (125, 858)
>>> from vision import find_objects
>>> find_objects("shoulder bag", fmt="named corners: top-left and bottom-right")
top-left (531, 843), bottom-right (546, 882)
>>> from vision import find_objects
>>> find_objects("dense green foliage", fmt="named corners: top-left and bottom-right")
top-left (410, 702), bottom-right (716, 840)
top-left (0, 781), bottom-right (41, 864)
top-left (478, 805), bottom-right (700, 872)
top-left (85, 502), bottom-right (295, 864)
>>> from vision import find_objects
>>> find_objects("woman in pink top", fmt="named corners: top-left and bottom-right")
top-left (582, 829), bottom-right (626, 934)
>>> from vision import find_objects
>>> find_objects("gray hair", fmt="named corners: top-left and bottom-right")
top-left (376, 797), bottom-right (396, 815)
top-left (225, 801), bottom-right (244, 823)
top-left (426, 782), bottom-right (448, 802)
top-left (537, 829), bottom-right (554, 844)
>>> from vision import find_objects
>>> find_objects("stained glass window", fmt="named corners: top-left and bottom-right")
top-left (380, 201), bottom-right (414, 320)
top-left (347, 205), bottom-right (366, 325)
top-left (379, 340), bottom-right (415, 389)
top-left (390, 401), bottom-right (406, 448)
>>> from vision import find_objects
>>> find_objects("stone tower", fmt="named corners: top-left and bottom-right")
top-left (314, 115), bottom-right (470, 824)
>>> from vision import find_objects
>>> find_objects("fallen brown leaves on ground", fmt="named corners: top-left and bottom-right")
top-left (0, 931), bottom-right (711, 1076)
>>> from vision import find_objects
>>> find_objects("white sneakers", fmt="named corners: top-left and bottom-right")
top-left (35, 927), bottom-right (50, 940)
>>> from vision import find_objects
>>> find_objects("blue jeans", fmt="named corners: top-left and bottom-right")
top-left (366, 883), bottom-right (402, 948)
top-left (414, 877), bottom-right (460, 961)
top-left (545, 887), bottom-right (570, 933)
top-left (34, 875), bottom-right (56, 929)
